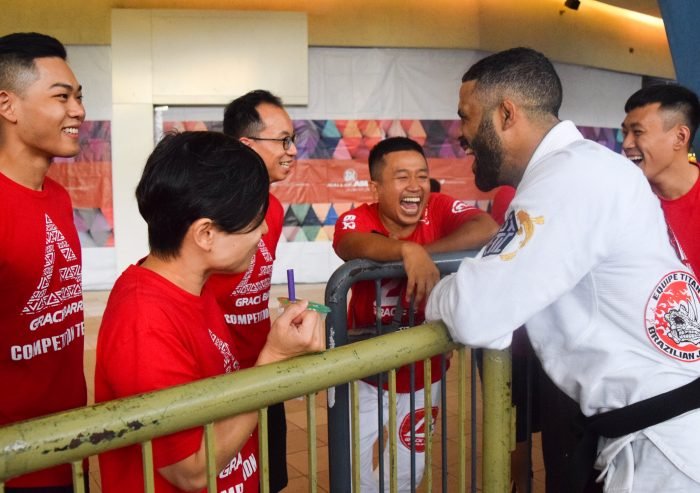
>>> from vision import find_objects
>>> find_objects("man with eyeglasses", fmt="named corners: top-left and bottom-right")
top-left (203, 89), bottom-right (296, 492)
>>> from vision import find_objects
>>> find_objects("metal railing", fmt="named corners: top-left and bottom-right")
top-left (325, 251), bottom-right (513, 493)
top-left (0, 252), bottom-right (513, 492)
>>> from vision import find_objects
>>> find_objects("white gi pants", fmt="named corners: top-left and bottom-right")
top-left (595, 434), bottom-right (700, 492)
top-left (355, 379), bottom-right (441, 493)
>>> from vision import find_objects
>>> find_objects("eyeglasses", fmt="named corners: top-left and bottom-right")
top-left (246, 134), bottom-right (297, 151)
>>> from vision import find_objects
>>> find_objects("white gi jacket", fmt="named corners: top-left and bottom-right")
top-left (426, 121), bottom-right (700, 489)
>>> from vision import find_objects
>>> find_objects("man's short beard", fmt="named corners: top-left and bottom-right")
top-left (471, 117), bottom-right (504, 192)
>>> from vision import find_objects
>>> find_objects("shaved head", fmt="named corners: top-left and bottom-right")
top-left (0, 32), bottom-right (67, 95)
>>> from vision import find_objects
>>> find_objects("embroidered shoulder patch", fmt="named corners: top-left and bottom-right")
top-left (483, 209), bottom-right (544, 261)
top-left (645, 271), bottom-right (700, 362)
top-left (483, 210), bottom-right (518, 257)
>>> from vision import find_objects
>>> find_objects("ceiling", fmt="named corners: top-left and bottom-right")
top-left (595, 0), bottom-right (661, 17)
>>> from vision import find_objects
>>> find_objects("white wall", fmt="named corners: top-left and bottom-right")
top-left (67, 46), bottom-right (643, 288)
top-left (66, 46), bottom-right (115, 290)
top-left (67, 45), bottom-right (112, 120)
top-left (165, 47), bottom-right (642, 124)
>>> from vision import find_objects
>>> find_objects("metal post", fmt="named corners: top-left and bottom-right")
top-left (482, 349), bottom-right (513, 493)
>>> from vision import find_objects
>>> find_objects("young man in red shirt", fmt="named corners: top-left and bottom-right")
top-left (96, 131), bottom-right (323, 493)
top-left (333, 137), bottom-right (497, 491)
top-left (203, 90), bottom-right (296, 492)
top-left (622, 84), bottom-right (700, 274)
top-left (0, 32), bottom-right (87, 492)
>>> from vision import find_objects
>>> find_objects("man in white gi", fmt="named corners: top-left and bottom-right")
top-left (426, 47), bottom-right (700, 492)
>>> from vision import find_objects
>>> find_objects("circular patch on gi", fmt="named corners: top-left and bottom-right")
top-left (645, 271), bottom-right (700, 362)
top-left (398, 406), bottom-right (438, 452)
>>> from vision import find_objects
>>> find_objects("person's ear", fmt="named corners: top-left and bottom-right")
top-left (500, 99), bottom-right (517, 131)
top-left (369, 178), bottom-right (381, 198)
top-left (673, 124), bottom-right (692, 151)
top-left (239, 137), bottom-right (254, 148)
top-left (190, 218), bottom-right (216, 252)
top-left (0, 90), bottom-right (18, 124)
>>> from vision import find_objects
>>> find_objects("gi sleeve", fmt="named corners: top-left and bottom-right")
top-left (426, 148), bottom-right (621, 349)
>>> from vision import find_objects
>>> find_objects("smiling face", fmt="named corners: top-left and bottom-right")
top-left (372, 149), bottom-right (430, 237)
top-left (246, 103), bottom-right (297, 183)
top-left (622, 103), bottom-right (681, 183)
top-left (8, 57), bottom-right (85, 161)
top-left (458, 81), bottom-right (505, 192)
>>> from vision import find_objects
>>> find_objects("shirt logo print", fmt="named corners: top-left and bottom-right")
top-left (23, 214), bottom-right (81, 315)
top-left (209, 329), bottom-right (240, 373)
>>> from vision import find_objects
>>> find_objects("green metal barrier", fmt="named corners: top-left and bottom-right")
top-left (483, 348), bottom-right (514, 493)
top-left (0, 323), bottom-right (512, 492)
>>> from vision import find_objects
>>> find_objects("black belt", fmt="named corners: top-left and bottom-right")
top-left (569, 376), bottom-right (700, 493)
top-left (586, 376), bottom-right (700, 437)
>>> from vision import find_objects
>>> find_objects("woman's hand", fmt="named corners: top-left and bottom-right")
top-left (256, 300), bottom-right (325, 366)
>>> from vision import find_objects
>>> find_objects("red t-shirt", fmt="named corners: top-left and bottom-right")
top-left (490, 186), bottom-right (516, 226)
top-left (333, 193), bottom-right (484, 392)
top-left (204, 194), bottom-right (284, 369)
top-left (0, 173), bottom-right (86, 488)
top-left (661, 165), bottom-right (700, 276)
top-left (95, 265), bottom-right (258, 493)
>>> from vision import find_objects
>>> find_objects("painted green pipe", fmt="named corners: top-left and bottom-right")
top-left (481, 349), bottom-right (513, 493)
top-left (0, 323), bottom-right (514, 492)
top-left (0, 322), bottom-right (459, 482)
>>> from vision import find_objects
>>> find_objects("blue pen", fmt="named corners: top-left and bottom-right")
top-left (287, 269), bottom-right (296, 302)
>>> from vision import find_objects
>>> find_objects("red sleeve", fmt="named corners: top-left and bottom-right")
top-left (332, 203), bottom-right (384, 253)
top-left (490, 186), bottom-right (516, 226)
top-left (429, 192), bottom-right (484, 236)
top-left (265, 194), bottom-right (284, 254)
top-left (131, 320), bottom-right (204, 466)
top-left (109, 316), bottom-right (200, 395)
top-left (98, 305), bottom-right (204, 467)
